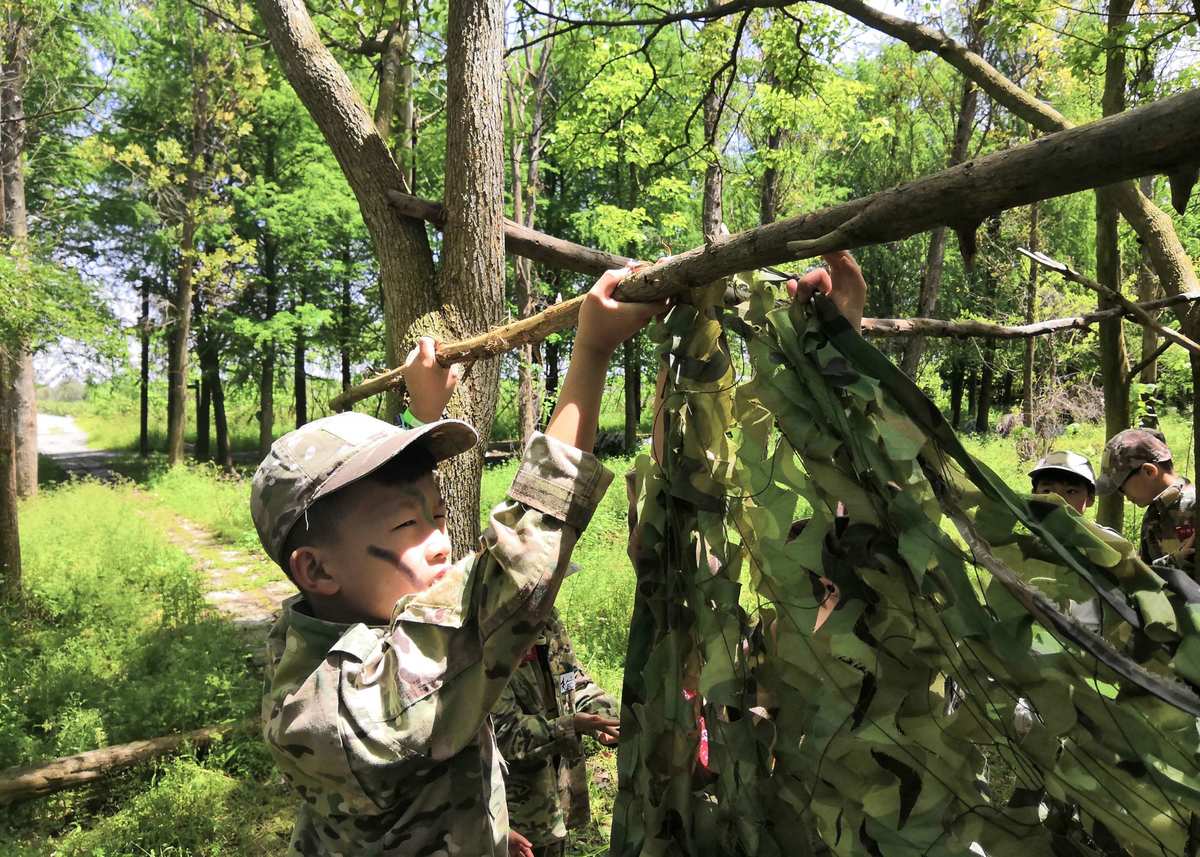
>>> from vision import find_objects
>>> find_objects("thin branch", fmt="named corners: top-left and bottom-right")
top-left (1019, 247), bottom-right (1200, 356)
top-left (505, 0), bottom-right (791, 55)
top-left (1126, 339), bottom-right (1172, 386)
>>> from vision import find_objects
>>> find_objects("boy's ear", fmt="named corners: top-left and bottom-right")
top-left (289, 547), bottom-right (341, 597)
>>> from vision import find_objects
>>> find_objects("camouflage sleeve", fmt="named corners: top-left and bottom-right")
top-left (548, 616), bottom-right (619, 718)
top-left (492, 676), bottom-right (577, 763)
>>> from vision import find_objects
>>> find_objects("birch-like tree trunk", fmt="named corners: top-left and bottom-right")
top-left (2, 16), bottom-right (35, 498)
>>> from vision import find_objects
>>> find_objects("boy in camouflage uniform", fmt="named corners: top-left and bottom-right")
top-left (1096, 428), bottom-right (1197, 572)
top-left (250, 268), bottom-right (664, 857)
top-left (492, 608), bottom-right (618, 857)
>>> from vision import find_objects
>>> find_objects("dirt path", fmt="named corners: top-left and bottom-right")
top-left (37, 414), bottom-right (120, 481)
top-left (156, 512), bottom-right (293, 658)
top-left (38, 414), bottom-right (291, 649)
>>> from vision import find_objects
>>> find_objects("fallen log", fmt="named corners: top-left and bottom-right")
top-left (0, 720), bottom-right (253, 804)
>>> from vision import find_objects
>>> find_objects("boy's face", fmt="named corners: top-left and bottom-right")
top-left (314, 472), bottom-right (452, 624)
top-left (1033, 477), bottom-right (1092, 515)
top-left (1119, 463), bottom-right (1168, 507)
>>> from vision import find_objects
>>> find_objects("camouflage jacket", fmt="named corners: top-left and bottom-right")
top-left (1140, 478), bottom-right (1197, 571)
top-left (261, 433), bottom-right (613, 857)
top-left (492, 608), bottom-right (617, 846)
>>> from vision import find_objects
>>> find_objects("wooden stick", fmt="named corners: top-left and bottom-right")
top-left (0, 720), bottom-right (253, 804)
top-left (330, 290), bottom-right (1200, 411)
top-left (864, 292), bottom-right (1200, 339)
top-left (1018, 248), bottom-right (1200, 356)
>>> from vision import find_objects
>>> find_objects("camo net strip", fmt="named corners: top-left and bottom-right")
top-left (611, 274), bottom-right (1200, 857)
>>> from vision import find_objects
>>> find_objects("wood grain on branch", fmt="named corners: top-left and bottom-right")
top-left (329, 92), bottom-right (1200, 410)
top-left (330, 289), bottom-right (1200, 411)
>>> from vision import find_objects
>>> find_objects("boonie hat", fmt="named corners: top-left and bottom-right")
top-left (1095, 428), bottom-right (1172, 496)
top-left (1029, 451), bottom-right (1096, 490)
top-left (251, 412), bottom-right (477, 565)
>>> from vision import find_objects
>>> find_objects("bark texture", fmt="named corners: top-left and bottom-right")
top-left (1096, 0), bottom-right (1135, 531)
top-left (438, 0), bottom-right (507, 553)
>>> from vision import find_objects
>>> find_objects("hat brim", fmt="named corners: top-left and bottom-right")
top-left (1095, 466), bottom-right (1135, 497)
top-left (1028, 465), bottom-right (1095, 489)
top-left (312, 419), bottom-right (478, 502)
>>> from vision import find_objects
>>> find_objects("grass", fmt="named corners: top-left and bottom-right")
top-left (1, 479), bottom-right (286, 856)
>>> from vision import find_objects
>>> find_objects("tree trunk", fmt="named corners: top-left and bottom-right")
top-left (193, 293), bottom-right (211, 461)
top-left (259, 234), bottom-right (278, 458)
top-left (949, 359), bottom-right (965, 428)
top-left (900, 1), bottom-right (988, 376)
top-left (196, 377), bottom-right (211, 461)
top-left (294, 306), bottom-right (307, 429)
top-left (1023, 200), bottom-right (1040, 427)
top-left (167, 44), bottom-right (209, 466)
top-left (0, 352), bottom-right (21, 602)
top-left (1137, 178), bottom-right (1159, 386)
top-left (966, 369), bottom-right (978, 426)
top-left (210, 359), bottom-right (231, 471)
top-left (760, 128), bottom-right (783, 225)
top-left (2, 21), bottom-right (35, 497)
top-left (438, 0), bottom-right (507, 553)
top-left (975, 344), bottom-right (995, 434)
top-left (1095, 0), bottom-right (1135, 532)
top-left (255, 0), bottom-right (445, 408)
top-left (140, 278), bottom-right (151, 457)
top-left (507, 29), bottom-right (553, 449)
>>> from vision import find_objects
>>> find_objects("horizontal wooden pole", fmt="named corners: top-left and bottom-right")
top-left (387, 190), bottom-right (631, 276)
top-left (863, 292), bottom-right (1200, 339)
top-left (331, 90), bottom-right (1200, 411)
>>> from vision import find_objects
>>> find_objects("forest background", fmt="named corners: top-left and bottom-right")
top-left (0, 0), bottom-right (1198, 851)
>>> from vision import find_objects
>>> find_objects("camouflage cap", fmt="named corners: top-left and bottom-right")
top-left (1095, 428), bottom-right (1173, 496)
top-left (1029, 451), bottom-right (1096, 490)
top-left (251, 412), bottom-right (478, 565)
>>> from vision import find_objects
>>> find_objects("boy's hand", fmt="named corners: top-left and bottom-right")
top-left (401, 336), bottom-right (462, 423)
top-left (574, 712), bottom-right (620, 742)
top-left (574, 266), bottom-right (669, 357)
top-left (786, 250), bottom-right (868, 333)
top-left (507, 830), bottom-right (535, 857)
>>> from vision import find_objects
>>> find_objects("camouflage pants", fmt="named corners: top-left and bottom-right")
top-left (533, 842), bottom-right (565, 857)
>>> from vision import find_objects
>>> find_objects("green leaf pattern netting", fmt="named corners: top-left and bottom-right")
top-left (610, 275), bottom-right (1200, 857)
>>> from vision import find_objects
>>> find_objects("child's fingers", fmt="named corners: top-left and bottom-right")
top-left (789, 267), bottom-right (832, 302)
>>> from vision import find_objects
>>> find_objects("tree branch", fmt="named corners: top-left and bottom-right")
top-left (815, 0), bottom-right (1200, 303)
top-left (330, 90), bottom-right (1200, 409)
top-left (1019, 247), bottom-right (1200, 355)
top-left (386, 189), bottom-right (630, 274)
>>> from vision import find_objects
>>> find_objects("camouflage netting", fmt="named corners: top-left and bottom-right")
top-left (611, 274), bottom-right (1200, 857)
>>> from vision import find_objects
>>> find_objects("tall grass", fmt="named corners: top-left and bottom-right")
top-left (1, 480), bottom-right (275, 853)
